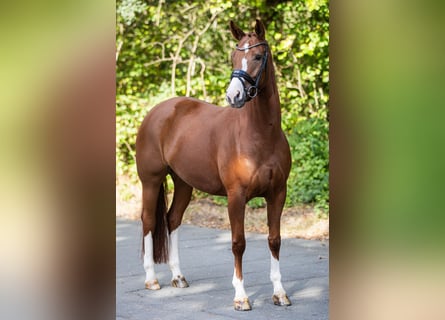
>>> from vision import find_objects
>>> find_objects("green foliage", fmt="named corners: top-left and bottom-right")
top-left (286, 115), bottom-right (329, 211)
top-left (116, 95), bottom-right (149, 178)
top-left (116, 0), bottom-right (329, 212)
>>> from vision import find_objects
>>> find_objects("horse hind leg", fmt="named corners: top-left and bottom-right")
top-left (141, 179), bottom-right (168, 290)
top-left (167, 173), bottom-right (193, 288)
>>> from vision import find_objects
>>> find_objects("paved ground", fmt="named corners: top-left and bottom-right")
top-left (116, 219), bottom-right (328, 320)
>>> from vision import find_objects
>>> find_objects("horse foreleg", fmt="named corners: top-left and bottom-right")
top-left (227, 192), bottom-right (251, 311)
top-left (266, 190), bottom-right (291, 306)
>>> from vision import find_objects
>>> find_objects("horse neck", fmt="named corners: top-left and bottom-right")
top-left (243, 58), bottom-right (282, 133)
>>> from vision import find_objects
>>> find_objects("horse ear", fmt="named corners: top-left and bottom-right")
top-left (230, 21), bottom-right (245, 41)
top-left (254, 19), bottom-right (266, 40)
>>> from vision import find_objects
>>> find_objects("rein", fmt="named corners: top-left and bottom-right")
top-left (230, 42), bottom-right (268, 100)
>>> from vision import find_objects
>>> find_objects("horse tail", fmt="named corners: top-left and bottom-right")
top-left (152, 180), bottom-right (169, 264)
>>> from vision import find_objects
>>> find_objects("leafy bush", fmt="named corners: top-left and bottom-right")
top-left (285, 116), bottom-right (329, 211)
top-left (116, 95), bottom-right (147, 178)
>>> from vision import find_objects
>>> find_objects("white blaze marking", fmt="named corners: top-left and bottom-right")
top-left (169, 228), bottom-right (183, 279)
top-left (241, 57), bottom-right (248, 71)
top-left (270, 255), bottom-right (286, 295)
top-left (242, 42), bottom-right (249, 71)
top-left (232, 269), bottom-right (248, 300)
top-left (143, 232), bottom-right (156, 282)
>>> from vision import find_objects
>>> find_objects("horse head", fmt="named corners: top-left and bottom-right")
top-left (226, 19), bottom-right (269, 108)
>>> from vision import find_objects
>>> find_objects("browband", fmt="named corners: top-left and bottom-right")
top-left (235, 41), bottom-right (268, 51)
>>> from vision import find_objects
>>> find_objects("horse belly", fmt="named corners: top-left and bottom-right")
top-left (169, 155), bottom-right (225, 195)
top-left (165, 135), bottom-right (225, 196)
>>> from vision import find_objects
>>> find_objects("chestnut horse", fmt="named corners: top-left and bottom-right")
top-left (136, 19), bottom-right (291, 311)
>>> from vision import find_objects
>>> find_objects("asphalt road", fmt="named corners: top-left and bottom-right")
top-left (116, 218), bottom-right (328, 320)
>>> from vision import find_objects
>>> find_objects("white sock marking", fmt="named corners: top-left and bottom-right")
top-left (270, 255), bottom-right (286, 295)
top-left (169, 228), bottom-right (183, 279)
top-left (143, 232), bottom-right (156, 282)
top-left (232, 269), bottom-right (248, 300)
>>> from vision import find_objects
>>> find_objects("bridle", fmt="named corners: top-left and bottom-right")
top-left (230, 41), bottom-right (268, 101)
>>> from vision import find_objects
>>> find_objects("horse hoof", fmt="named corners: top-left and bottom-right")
top-left (234, 298), bottom-right (252, 311)
top-left (171, 276), bottom-right (189, 288)
top-left (145, 279), bottom-right (161, 290)
top-left (272, 294), bottom-right (292, 306)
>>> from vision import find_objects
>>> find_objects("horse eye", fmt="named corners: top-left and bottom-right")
top-left (254, 54), bottom-right (262, 61)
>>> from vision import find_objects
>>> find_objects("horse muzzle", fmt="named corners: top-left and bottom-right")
top-left (226, 77), bottom-right (247, 108)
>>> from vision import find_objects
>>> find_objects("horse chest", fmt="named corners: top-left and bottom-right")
top-left (224, 155), bottom-right (280, 197)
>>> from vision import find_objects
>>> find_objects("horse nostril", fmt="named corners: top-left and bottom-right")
top-left (236, 91), bottom-right (241, 99)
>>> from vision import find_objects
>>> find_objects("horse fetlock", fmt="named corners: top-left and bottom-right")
top-left (270, 273), bottom-right (282, 283)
